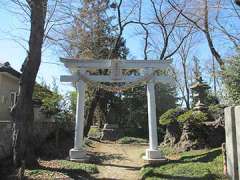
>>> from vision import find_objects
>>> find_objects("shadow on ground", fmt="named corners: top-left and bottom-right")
top-left (144, 148), bottom-right (222, 168)
top-left (180, 149), bottom-right (222, 163)
top-left (89, 151), bottom-right (126, 164)
top-left (0, 157), bottom-right (16, 179)
top-left (36, 165), bottom-right (95, 180)
top-left (142, 171), bottom-right (219, 180)
top-left (98, 163), bottom-right (141, 171)
top-left (35, 131), bottom-right (74, 160)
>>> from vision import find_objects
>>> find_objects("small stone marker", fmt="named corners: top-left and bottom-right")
top-left (234, 106), bottom-right (240, 179)
top-left (101, 123), bottom-right (120, 141)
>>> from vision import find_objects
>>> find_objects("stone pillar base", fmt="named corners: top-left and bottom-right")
top-left (69, 148), bottom-right (89, 162)
top-left (143, 149), bottom-right (167, 164)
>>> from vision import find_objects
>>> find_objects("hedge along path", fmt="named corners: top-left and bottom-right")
top-left (89, 141), bottom-right (148, 180)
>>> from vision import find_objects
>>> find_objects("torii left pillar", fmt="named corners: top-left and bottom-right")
top-left (143, 80), bottom-right (166, 163)
top-left (69, 79), bottom-right (88, 161)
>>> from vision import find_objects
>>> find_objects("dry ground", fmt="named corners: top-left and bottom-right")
top-left (89, 141), bottom-right (148, 180)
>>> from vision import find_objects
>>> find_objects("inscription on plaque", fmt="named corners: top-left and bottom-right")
top-left (111, 60), bottom-right (122, 81)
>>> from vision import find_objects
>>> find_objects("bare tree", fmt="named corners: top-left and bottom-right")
top-left (215, 0), bottom-right (240, 49)
top-left (11, 0), bottom-right (48, 168)
top-left (168, 0), bottom-right (240, 70)
top-left (137, 0), bottom-right (192, 61)
top-left (176, 32), bottom-right (196, 109)
top-left (204, 55), bottom-right (223, 98)
top-left (168, 0), bottom-right (223, 68)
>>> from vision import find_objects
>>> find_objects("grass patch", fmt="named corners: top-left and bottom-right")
top-left (59, 160), bottom-right (98, 174)
top-left (159, 145), bottom-right (178, 157)
top-left (141, 148), bottom-right (227, 180)
top-left (117, 136), bottom-right (148, 144)
top-left (26, 169), bottom-right (55, 176)
top-left (25, 168), bottom-right (66, 179)
top-left (25, 160), bottom-right (98, 179)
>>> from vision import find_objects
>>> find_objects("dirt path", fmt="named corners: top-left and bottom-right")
top-left (89, 142), bottom-right (148, 180)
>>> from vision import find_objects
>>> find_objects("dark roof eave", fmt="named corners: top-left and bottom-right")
top-left (0, 66), bottom-right (21, 79)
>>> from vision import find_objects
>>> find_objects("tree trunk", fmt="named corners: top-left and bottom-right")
top-left (204, 0), bottom-right (224, 70)
top-left (182, 61), bottom-right (190, 109)
top-left (98, 92), bottom-right (109, 128)
top-left (236, 0), bottom-right (240, 6)
top-left (212, 56), bottom-right (217, 96)
top-left (11, 0), bottom-right (47, 168)
top-left (84, 90), bottom-right (101, 137)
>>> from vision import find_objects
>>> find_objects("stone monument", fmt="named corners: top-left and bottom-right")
top-left (190, 58), bottom-right (210, 112)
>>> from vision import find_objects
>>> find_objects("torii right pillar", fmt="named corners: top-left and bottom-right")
top-left (143, 80), bottom-right (166, 163)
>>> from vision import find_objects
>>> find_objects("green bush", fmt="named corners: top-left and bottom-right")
top-left (223, 55), bottom-right (240, 104)
top-left (208, 104), bottom-right (224, 114)
top-left (159, 108), bottom-right (184, 125)
top-left (206, 93), bottom-right (220, 106)
top-left (33, 84), bottom-right (62, 117)
top-left (88, 126), bottom-right (102, 139)
top-left (177, 110), bottom-right (208, 123)
top-left (117, 137), bottom-right (147, 144)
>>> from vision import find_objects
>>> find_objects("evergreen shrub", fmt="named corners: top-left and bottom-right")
top-left (159, 108), bottom-right (184, 125)
top-left (177, 110), bottom-right (208, 123)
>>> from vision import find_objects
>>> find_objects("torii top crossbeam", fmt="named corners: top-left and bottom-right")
top-left (60, 57), bottom-right (172, 69)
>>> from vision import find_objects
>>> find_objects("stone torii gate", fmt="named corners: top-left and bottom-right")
top-left (60, 58), bottom-right (173, 162)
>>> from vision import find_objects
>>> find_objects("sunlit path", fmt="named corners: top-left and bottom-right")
top-left (89, 141), bottom-right (147, 180)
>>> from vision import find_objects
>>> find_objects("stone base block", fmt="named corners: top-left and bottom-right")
top-left (100, 124), bottom-right (121, 141)
top-left (143, 149), bottom-right (167, 164)
top-left (69, 148), bottom-right (89, 162)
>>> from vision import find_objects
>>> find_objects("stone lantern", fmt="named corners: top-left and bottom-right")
top-left (191, 75), bottom-right (210, 112)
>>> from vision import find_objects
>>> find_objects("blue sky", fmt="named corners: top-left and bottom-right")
top-left (0, 5), bottom-right (73, 93)
top-left (0, 1), bottom-right (232, 95)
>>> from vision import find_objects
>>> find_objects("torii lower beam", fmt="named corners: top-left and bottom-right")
top-left (60, 75), bottom-right (174, 84)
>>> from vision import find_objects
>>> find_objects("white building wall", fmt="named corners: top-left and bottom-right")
top-left (0, 73), bottom-right (19, 121)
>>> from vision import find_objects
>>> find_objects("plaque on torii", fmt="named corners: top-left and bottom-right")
top-left (111, 59), bottom-right (122, 81)
top-left (60, 58), bottom-right (173, 163)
